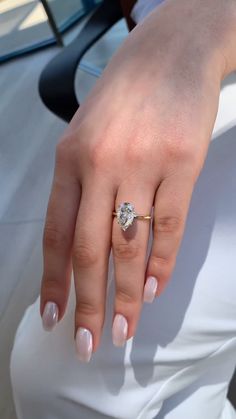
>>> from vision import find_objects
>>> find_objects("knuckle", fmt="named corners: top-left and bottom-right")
top-left (149, 255), bottom-right (173, 281)
top-left (87, 137), bottom-right (110, 170)
top-left (56, 137), bottom-right (67, 157)
top-left (126, 143), bottom-right (145, 166)
top-left (76, 300), bottom-right (100, 317)
top-left (73, 241), bottom-right (98, 268)
top-left (43, 221), bottom-right (67, 251)
top-left (56, 135), bottom-right (73, 162)
top-left (116, 287), bottom-right (138, 305)
top-left (161, 118), bottom-right (195, 163)
top-left (154, 215), bottom-right (183, 235)
top-left (166, 138), bottom-right (194, 162)
top-left (112, 241), bottom-right (141, 261)
top-left (55, 133), bottom-right (80, 170)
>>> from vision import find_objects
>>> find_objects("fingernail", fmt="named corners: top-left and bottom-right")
top-left (42, 301), bottom-right (59, 331)
top-left (143, 276), bottom-right (158, 303)
top-left (112, 314), bottom-right (128, 347)
top-left (75, 327), bottom-right (93, 362)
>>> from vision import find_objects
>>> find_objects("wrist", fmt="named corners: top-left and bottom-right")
top-left (196, 0), bottom-right (236, 80)
top-left (184, 0), bottom-right (236, 80)
top-left (150, 0), bottom-right (236, 81)
top-left (218, 1), bottom-right (236, 79)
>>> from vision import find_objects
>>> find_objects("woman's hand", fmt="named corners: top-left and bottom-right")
top-left (40, 0), bottom-right (236, 361)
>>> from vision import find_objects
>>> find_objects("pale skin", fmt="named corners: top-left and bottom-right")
top-left (40, 0), bottom-right (236, 359)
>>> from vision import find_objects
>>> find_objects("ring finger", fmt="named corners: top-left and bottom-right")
top-left (111, 178), bottom-right (156, 346)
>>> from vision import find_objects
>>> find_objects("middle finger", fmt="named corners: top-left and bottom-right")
top-left (73, 175), bottom-right (115, 361)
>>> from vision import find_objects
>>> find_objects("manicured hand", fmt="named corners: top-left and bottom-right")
top-left (40, 0), bottom-right (236, 362)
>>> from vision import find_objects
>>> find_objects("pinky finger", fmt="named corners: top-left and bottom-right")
top-left (144, 173), bottom-right (195, 299)
top-left (40, 158), bottom-right (80, 328)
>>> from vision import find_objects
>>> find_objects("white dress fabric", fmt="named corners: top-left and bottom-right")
top-left (10, 1), bottom-right (236, 418)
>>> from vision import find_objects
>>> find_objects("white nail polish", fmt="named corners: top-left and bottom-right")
top-left (75, 327), bottom-right (93, 362)
top-left (143, 276), bottom-right (158, 303)
top-left (42, 301), bottom-right (59, 331)
top-left (112, 314), bottom-right (128, 347)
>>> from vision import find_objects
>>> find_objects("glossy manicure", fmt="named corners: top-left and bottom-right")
top-left (42, 301), bottom-right (59, 331)
top-left (112, 314), bottom-right (128, 347)
top-left (143, 276), bottom-right (158, 303)
top-left (75, 327), bottom-right (93, 362)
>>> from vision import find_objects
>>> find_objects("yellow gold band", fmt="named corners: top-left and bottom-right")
top-left (112, 211), bottom-right (152, 220)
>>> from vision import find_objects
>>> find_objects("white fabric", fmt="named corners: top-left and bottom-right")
top-left (10, 1), bottom-right (236, 418)
top-left (10, 201), bottom-right (236, 419)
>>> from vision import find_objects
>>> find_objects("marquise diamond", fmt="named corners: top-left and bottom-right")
top-left (116, 202), bottom-right (136, 231)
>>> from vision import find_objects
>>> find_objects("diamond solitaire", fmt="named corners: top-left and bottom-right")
top-left (112, 202), bottom-right (152, 231)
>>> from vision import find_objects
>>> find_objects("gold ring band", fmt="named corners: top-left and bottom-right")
top-left (112, 211), bottom-right (152, 220)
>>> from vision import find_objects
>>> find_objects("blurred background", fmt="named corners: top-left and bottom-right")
top-left (0, 0), bottom-right (102, 62)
